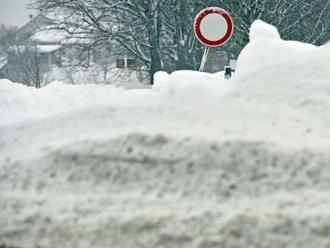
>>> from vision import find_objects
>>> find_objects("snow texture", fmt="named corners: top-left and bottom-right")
top-left (1, 20), bottom-right (330, 248)
top-left (32, 30), bottom-right (67, 44)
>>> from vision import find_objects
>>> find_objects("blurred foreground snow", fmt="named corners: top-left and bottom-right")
top-left (1, 21), bottom-right (330, 248)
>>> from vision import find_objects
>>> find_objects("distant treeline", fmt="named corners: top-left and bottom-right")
top-left (30, 0), bottom-right (330, 83)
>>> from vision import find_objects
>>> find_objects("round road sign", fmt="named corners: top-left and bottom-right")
top-left (194, 7), bottom-right (234, 47)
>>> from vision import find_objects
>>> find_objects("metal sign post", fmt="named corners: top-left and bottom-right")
top-left (199, 46), bottom-right (210, 72)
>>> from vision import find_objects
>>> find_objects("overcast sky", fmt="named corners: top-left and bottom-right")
top-left (0, 0), bottom-right (35, 27)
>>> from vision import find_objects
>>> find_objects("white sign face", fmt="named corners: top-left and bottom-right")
top-left (200, 13), bottom-right (227, 41)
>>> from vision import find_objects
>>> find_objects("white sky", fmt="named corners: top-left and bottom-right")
top-left (0, 0), bottom-right (35, 27)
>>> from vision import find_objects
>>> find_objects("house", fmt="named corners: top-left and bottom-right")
top-left (0, 13), bottom-right (139, 86)
top-left (15, 13), bottom-right (54, 42)
top-left (0, 13), bottom-right (66, 85)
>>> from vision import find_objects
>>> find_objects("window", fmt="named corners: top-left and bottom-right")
top-left (116, 58), bottom-right (125, 69)
top-left (126, 58), bottom-right (136, 69)
top-left (116, 57), bottom-right (137, 70)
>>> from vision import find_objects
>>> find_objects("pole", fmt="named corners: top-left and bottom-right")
top-left (199, 46), bottom-right (210, 72)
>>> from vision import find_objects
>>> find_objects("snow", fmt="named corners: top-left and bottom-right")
top-left (249, 20), bottom-right (281, 41)
top-left (8, 45), bottom-right (62, 54)
top-left (155, 70), bottom-right (233, 103)
top-left (32, 29), bottom-right (67, 44)
top-left (1, 20), bottom-right (330, 247)
top-left (37, 45), bottom-right (62, 53)
top-left (32, 28), bottom-right (93, 46)
top-left (236, 20), bottom-right (318, 82)
top-left (0, 80), bottom-right (155, 125)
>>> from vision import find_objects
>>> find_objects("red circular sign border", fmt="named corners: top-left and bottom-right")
top-left (194, 7), bottom-right (234, 47)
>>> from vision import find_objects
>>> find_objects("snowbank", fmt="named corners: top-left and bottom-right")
top-left (2, 22), bottom-right (329, 125)
top-left (235, 20), bottom-right (326, 87)
top-left (0, 80), bottom-right (156, 124)
top-left (1, 20), bottom-right (330, 248)
top-left (0, 70), bottom-right (231, 124)
top-left (3, 134), bottom-right (330, 248)
top-left (154, 70), bottom-right (232, 103)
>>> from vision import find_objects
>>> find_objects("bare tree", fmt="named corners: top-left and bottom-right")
top-left (201, 0), bottom-right (330, 55)
top-left (5, 42), bottom-right (47, 88)
top-left (30, 0), bottom-right (330, 83)
top-left (31, 0), bottom-right (167, 84)
top-left (0, 25), bottom-right (18, 56)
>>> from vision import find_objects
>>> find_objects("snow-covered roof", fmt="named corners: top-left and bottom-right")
top-left (16, 12), bottom-right (90, 46)
top-left (32, 29), bottom-right (67, 44)
top-left (32, 27), bottom-right (94, 46)
top-left (42, 10), bottom-right (99, 46)
top-left (38, 45), bottom-right (62, 53)
top-left (8, 45), bottom-right (62, 54)
top-left (15, 13), bottom-right (53, 41)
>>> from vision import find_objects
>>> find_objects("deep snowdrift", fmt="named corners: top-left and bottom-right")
top-left (1, 20), bottom-right (330, 248)
top-left (1, 21), bottom-right (329, 126)
top-left (235, 20), bottom-right (330, 94)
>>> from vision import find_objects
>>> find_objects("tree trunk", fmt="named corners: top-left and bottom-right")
top-left (34, 52), bottom-right (41, 88)
top-left (147, 6), bottom-right (162, 85)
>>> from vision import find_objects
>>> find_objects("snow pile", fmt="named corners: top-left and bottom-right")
top-left (0, 80), bottom-right (156, 124)
top-left (154, 70), bottom-right (232, 103)
top-left (0, 70), bottom-right (231, 124)
top-left (2, 21), bottom-right (328, 125)
top-left (249, 20), bottom-right (281, 40)
top-left (235, 20), bottom-right (327, 88)
top-left (2, 134), bottom-right (330, 248)
top-left (1, 20), bottom-right (330, 248)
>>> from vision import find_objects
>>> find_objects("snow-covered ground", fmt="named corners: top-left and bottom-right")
top-left (1, 21), bottom-right (330, 248)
